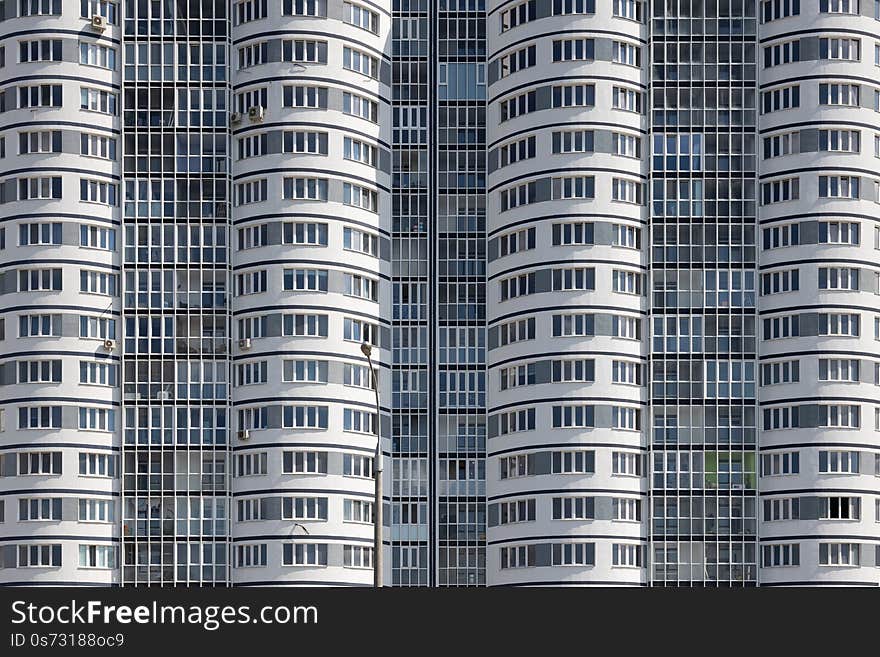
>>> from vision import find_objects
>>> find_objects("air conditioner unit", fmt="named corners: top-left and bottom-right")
top-left (237, 430), bottom-right (250, 441)
top-left (238, 338), bottom-right (252, 350)
top-left (247, 106), bottom-right (265, 122)
top-left (731, 484), bottom-right (744, 490)
top-left (90, 14), bottom-right (107, 31)
top-left (102, 339), bottom-right (115, 351)
top-left (157, 391), bottom-right (170, 401)
top-left (230, 111), bottom-right (243, 125)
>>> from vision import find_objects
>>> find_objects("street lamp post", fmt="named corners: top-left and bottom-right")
top-left (361, 342), bottom-right (383, 588)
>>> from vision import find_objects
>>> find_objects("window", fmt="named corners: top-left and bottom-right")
top-left (283, 269), bottom-right (328, 292)
top-left (612, 406), bottom-right (641, 430)
top-left (283, 497), bottom-right (328, 521)
top-left (236, 544), bottom-right (267, 568)
top-left (344, 318), bottom-right (378, 345)
top-left (496, 408), bottom-right (536, 435)
top-left (283, 451), bottom-right (328, 474)
top-left (552, 496), bottom-right (594, 520)
top-left (819, 543), bottom-right (860, 566)
top-left (500, 364), bottom-right (535, 390)
top-left (819, 37), bottom-right (860, 61)
top-left (282, 313), bottom-right (328, 337)
top-left (613, 133), bottom-right (642, 158)
top-left (235, 270), bottom-right (267, 296)
top-left (238, 316), bottom-right (267, 340)
top-left (612, 360), bottom-right (642, 385)
top-left (344, 2), bottom-right (379, 32)
top-left (81, 1), bottom-right (118, 23)
top-left (762, 544), bottom-right (800, 567)
top-left (237, 225), bottom-right (267, 250)
top-left (499, 272), bottom-right (534, 300)
top-left (237, 499), bottom-right (263, 521)
top-left (497, 317), bottom-right (535, 346)
top-left (283, 543), bottom-right (328, 566)
top-left (18, 360), bottom-right (61, 384)
top-left (79, 499), bottom-right (115, 523)
top-left (17, 269), bottom-right (61, 293)
top-left (237, 134), bottom-right (267, 159)
top-left (613, 498), bottom-right (641, 521)
top-left (500, 545), bottom-right (534, 569)
top-left (21, 0), bottom-right (62, 15)
top-left (283, 405), bottom-right (329, 429)
top-left (344, 499), bottom-right (374, 523)
top-left (819, 129), bottom-right (860, 153)
top-left (238, 42), bottom-right (268, 69)
top-left (613, 0), bottom-right (643, 20)
top-left (819, 267), bottom-right (859, 291)
top-left (553, 267), bottom-right (595, 291)
top-left (284, 360), bottom-right (329, 383)
top-left (235, 452), bottom-right (267, 477)
top-left (552, 84), bottom-right (595, 108)
top-left (78, 407), bottom-right (115, 431)
top-left (613, 316), bottom-right (641, 339)
top-left (79, 179), bottom-right (118, 205)
top-left (19, 222), bottom-right (61, 246)
top-left (79, 315), bottom-right (115, 340)
top-left (80, 87), bottom-right (117, 115)
top-left (79, 270), bottom-right (117, 296)
top-left (819, 450), bottom-right (860, 473)
top-left (343, 273), bottom-right (378, 300)
top-left (612, 178), bottom-right (644, 204)
top-left (552, 405), bottom-right (595, 428)
top-left (761, 269), bottom-right (799, 295)
top-left (500, 182), bottom-right (535, 211)
top-left (283, 222), bottom-right (328, 246)
top-left (551, 542), bottom-right (595, 566)
top-left (343, 183), bottom-right (379, 212)
top-left (238, 407), bottom-right (268, 431)
top-left (343, 92), bottom-right (378, 122)
top-left (612, 544), bottom-right (643, 567)
top-left (612, 86), bottom-right (643, 113)
top-left (761, 360), bottom-right (800, 385)
top-left (763, 314), bottom-right (800, 339)
top-left (553, 0), bottom-right (595, 13)
top-left (819, 221), bottom-right (859, 245)
top-left (552, 130), bottom-right (594, 153)
top-left (20, 130), bottom-right (61, 154)
top-left (283, 86), bottom-right (328, 109)
top-left (762, 224), bottom-right (799, 249)
top-left (819, 83), bottom-right (860, 106)
top-left (612, 452), bottom-right (642, 476)
top-left (553, 39), bottom-right (594, 62)
top-left (761, 84), bottom-right (800, 113)
top-left (19, 498), bottom-right (61, 521)
top-left (18, 177), bottom-right (61, 200)
top-left (500, 90), bottom-right (536, 121)
top-left (761, 177), bottom-right (799, 204)
top-left (497, 227), bottom-right (535, 257)
top-left (820, 0), bottom-right (858, 12)
top-left (18, 452), bottom-right (62, 475)
top-left (283, 177), bottom-right (328, 201)
top-left (819, 313), bottom-right (859, 336)
top-left (79, 452), bottom-right (116, 477)
top-left (552, 176), bottom-right (594, 199)
top-left (19, 406), bottom-right (62, 430)
top-left (552, 313), bottom-right (594, 337)
top-left (819, 175), bottom-right (860, 199)
top-left (344, 546), bottom-right (374, 569)
top-left (498, 45), bottom-right (536, 78)
top-left (551, 359), bottom-right (595, 383)
top-left (612, 269), bottom-right (643, 295)
top-left (613, 41), bottom-right (641, 66)
top-left (500, 0), bottom-right (536, 31)
top-left (763, 40), bottom-right (800, 68)
top-left (500, 454), bottom-right (530, 479)
top-left (819, 404), bottom-right (860, 428)
top-left (344, 408), bottom-right (377, 434)
top-left (283, 0), bottom-right (327, 15)
top-left (343, 137), bottom-right (377, 166)
top-left (498, 136), bottom-right (536, 168)
top-left (19, 84), bottom-right (62, 108)
top-left (17, 545), bottom-right (61, 568)
top-left (763, 406), bottom-right (800, 430)
top-left (763, 498), bottom-right (799, 521)
top-left (79, 42), bottom-right (117, 70)
top-left (763, 131), bottom-right (799, 159)
top-left (550, 452), bottom-right (596, 474)
top-left (235, 361), bottom-right (268, 386)
top-left (761, 0), bottom-right (799, 22)
top-left (343, 454), bottom-right (373, 478)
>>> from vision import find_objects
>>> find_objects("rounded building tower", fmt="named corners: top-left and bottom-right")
top-left (485, 0), bottom-right (649, 585)
top-left (0, 1), bottom-right (121, 584)
top-left (230, 0), bottom-right (392, 585)
top-left (757, 0), bottom-right (880, 585)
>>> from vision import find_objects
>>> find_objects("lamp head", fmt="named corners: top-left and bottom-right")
top-left (360, 342), bottom-right (372, 358)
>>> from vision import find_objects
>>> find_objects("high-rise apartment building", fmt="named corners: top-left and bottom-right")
top-left (1, 0), bottom-right (879, 587)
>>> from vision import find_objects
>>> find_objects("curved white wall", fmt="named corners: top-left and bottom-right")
top-left (485, 1), bottom-right (649, 586)
top-left (230, 2), bottom-right (392, 586)
top-left (757, 3), bottom-right (880, 585)
top-left (0, 5), bottom-right (120, 585)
